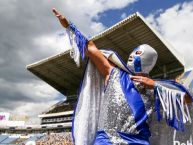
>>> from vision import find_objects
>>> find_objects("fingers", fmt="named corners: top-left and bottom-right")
top-left (131, 76), bottom-right (143, 83)
top-left (130, 75), bottom-right (155, 89)
top-left (131, 76), bottom-right (144, 82)
top-left (132, 78), bottom-right (143, 83)
top-left (131, 76), bottom-right (148, 83)
top-left (52, 8), bottom-right (62, 18)
top-left (52, 8), bottom-right (59, 15)
top-left (52, 8), bottom-right (69, 28)
top-left (131, 76), bottom-right (142, 80)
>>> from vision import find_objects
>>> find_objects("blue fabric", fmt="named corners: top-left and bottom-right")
top-left (154, 80), bottom-right (193, 131)
top-left (120, 69), bottom-right (151, 138)
top-left (178, 102), bottom-right (185, 131)
top-left (94, 130), bottom-right (150, 145)
top-left (134, 56), bottom-right (142, 73)
top-left (160, 80), bottom-right (193, 101)
top-left (118, 131), bottom-right (150, 145)
top-left (154, 84), bottom-right (177, 130)
top-left (154, 88), bottom-right (162, 121)
top-left (93, 131), bottom-right (112, 145)
top-left (69, 23), bottom-right (88, 60)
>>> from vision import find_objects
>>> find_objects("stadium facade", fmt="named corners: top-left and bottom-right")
top-left (38, 95), bottom-right (77, 131)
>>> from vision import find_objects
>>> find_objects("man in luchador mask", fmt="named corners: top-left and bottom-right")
top-left (53, 8), bottom-right (193, 145)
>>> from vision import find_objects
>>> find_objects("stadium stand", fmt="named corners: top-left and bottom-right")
top-left (36, 132), bottom-right (73, 145)
top-left (0, 133), bottom-right (73, 145)
top-left (38, 95), bottom-right (76, 131)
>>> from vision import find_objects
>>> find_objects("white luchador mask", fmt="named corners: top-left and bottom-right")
top-left (127, 44), bottom-right (158, 74)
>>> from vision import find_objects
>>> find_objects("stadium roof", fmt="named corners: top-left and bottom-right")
top-left (27, 12), bottom-right (185, 96)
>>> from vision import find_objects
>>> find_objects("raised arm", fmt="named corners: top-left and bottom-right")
top-left (52, 8), bottom-right (114, 83)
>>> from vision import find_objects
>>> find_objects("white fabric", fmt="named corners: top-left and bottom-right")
top-left (127, 44), bottom-right (158, 74)
top-left (65, 29), bottom-right (104, 144)
top-left (155, 82), bottom-right (191, 123)
top-left (66, 28), bottom-right (81, 67)
top-left (100, 50), bottom-right (130, 73)
top-left (73, 60), bottom-right (105, 145)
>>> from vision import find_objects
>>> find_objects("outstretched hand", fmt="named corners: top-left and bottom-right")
top-left (52, 8), bottom-right (69, 28)
top-left (131, 76), bottom-right (155, 89)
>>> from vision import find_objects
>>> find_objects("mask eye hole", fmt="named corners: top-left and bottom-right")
top-left (135, 50), bottom-right (142, 55)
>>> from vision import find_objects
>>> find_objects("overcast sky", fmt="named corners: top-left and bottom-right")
top-left (0, 0), bottom-right (193, 124)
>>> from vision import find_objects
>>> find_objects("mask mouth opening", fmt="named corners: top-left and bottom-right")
top-left (128, 56), bottom-right (133, 62)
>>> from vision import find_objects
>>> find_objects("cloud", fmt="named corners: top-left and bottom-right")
top-left (0, 0), bottom-right (138, 123)
top-left (50, 0), bottom-right (138, 36)
top-left (0, 87), bottom-right (59, 124)
top-left (146, 1), bottom-right (193, 70)
top-left (121, 12), bottom-right (127, 19)
top-left (0, 78), bottom-right (59, 122)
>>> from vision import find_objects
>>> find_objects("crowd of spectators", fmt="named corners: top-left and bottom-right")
top-left (36, 132), bottom-right (73, 145)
